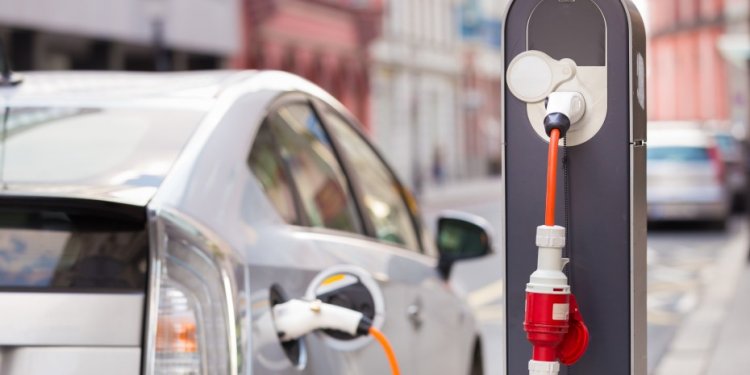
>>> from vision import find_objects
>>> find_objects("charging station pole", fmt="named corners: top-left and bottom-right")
top-left (503, 1), bottom-right (647, 374)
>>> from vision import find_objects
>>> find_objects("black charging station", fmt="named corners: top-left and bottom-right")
top-left (503, 1), bottom-right (647, 374)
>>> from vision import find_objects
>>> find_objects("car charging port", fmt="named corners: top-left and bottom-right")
top-left (279, 266), bottom-right (398, 373)
top-left (271, 297), bottom-right (400, 375)
top-left (314, 275), bottom-right (376, 340)
top-left (304, 268), bottom-right (386, 345)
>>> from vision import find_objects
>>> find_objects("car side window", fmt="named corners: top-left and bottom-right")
top-left (266, 103), bottom-right (363, 234)
top-left (248, 122), bottom-right (299, 224)
top-left (323, 110), bottom-right (421, 251)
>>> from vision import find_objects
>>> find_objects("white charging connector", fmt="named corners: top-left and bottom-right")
top-left (546, 92), bottom-right (586, 126)
top-left (273, 298), bottom-right (401, 375)
top-left (272, 299), bottom-right (370, 342)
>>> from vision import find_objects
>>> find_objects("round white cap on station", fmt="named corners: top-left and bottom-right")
top-left (507, 50), bottom-right (577, 103)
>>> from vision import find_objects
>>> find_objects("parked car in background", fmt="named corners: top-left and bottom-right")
top-left (0, 71), bottom-right (496, 375)
top-left (647, 123), bottom-right (730, 228)
top-left (712, 130), bottom-right (746, 210)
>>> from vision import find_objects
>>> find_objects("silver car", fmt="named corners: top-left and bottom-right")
top-left (647, 124), bottom-right (730, 227)
top-left (0, 71), bottom-right (495, 375)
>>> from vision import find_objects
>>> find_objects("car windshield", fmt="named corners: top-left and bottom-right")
top-left (0, 107), bottom-right (205, 187)
top-left (647, 147), bottom-right (709, 162)
top-left (714, 134), bottom-right (737, 155)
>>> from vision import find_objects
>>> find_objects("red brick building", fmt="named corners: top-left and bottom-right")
top-left (233, 0), bottom-right (383, 130)
top-left (648, 0), bottom-right (729, 121)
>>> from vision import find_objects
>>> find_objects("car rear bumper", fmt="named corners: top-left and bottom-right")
top-left (0, 347), bottom-right (141, 375)
top-left (648, 202), bottom-right (728, 221)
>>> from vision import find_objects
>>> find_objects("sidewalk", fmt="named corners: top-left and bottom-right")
top-left (654, 225), bottom-right (750, 375)
top-left (705, 263), bottom-right (750, 374)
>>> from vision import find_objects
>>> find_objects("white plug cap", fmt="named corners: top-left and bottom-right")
top-left (507, 51), bottom-right (577, 103)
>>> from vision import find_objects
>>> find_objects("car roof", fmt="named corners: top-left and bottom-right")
top-left (0, 70), bottom-right (344, 206)
top-left (3, 71), bottom-right (255, 106)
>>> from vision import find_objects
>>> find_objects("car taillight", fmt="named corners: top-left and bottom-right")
top-left (155, 281), bottom-right (201, 374)
top-left (150, 233), bottom-right (233, 375)
top-left (708, 146), bottom-right (725, 183)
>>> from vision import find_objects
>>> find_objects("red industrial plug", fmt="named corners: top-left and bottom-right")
top-left (525, 285), bottom-right (569, 363)
top-left (523, 226), bottom-right (589, 374)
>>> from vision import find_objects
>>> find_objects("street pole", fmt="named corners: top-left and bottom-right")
top-left (146, 0), bottom-right (170, 71)
top-left (411, 73), bottom-right (423, 196)
top-left (0, 38), bottom-right (21, 86)
top-left (152, 18), bottom-right (170, 71)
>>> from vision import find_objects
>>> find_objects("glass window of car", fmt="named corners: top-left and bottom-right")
top-left (248, 124), bottom-right (299, 224)
top-left (267, 103), bottom-right (362, 234)
top-left (0, 208), bottom-right (148, 291)
top-left (323, 110), bottom-right (421, 251)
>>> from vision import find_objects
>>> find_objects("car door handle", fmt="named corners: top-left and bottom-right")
top-left (407, 301), bottom-right (423, 329)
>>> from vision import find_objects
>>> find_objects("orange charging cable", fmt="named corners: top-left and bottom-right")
top-left (369, 326), bottom-right (400, 375)
top-left (545, 129), bottom-right (561, 226)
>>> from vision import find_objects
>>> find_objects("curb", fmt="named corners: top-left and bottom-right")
top-left (653, 223), bottom-right (750, 375)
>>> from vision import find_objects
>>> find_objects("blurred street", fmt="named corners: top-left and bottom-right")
top-left (421, 180), bottom-right (750, 375)
top-left (421, 179), bottom-right (505, 375)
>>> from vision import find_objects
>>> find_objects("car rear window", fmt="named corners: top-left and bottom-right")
top-left (0, 208), bottom-right (147, 291)
top-left (647, 147), bottom-right (709, 162)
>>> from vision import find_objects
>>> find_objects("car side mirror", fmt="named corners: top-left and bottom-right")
top-left (436, 211), bottom-right (494, 278)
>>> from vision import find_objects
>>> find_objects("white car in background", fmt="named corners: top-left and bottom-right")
top-left (647, 122), bottom-right (730, 228)
top-left (0, 71), bottom-right (498, 375)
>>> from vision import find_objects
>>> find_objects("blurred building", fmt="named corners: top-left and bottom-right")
top-left (0, 0), bottom-right (239, 71)
top-left (459, 0), bottom-right (504, 179)
top-left (369, 0), bottom-right (463, 192)
top-left (233, 0), bottom-right (383, 130)
top-left (369, 0), bottom-right (503, 192)
top-left (719, 0), bottom-right (750, 137)
top-left (648, 0), bottom-right (729, 122)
